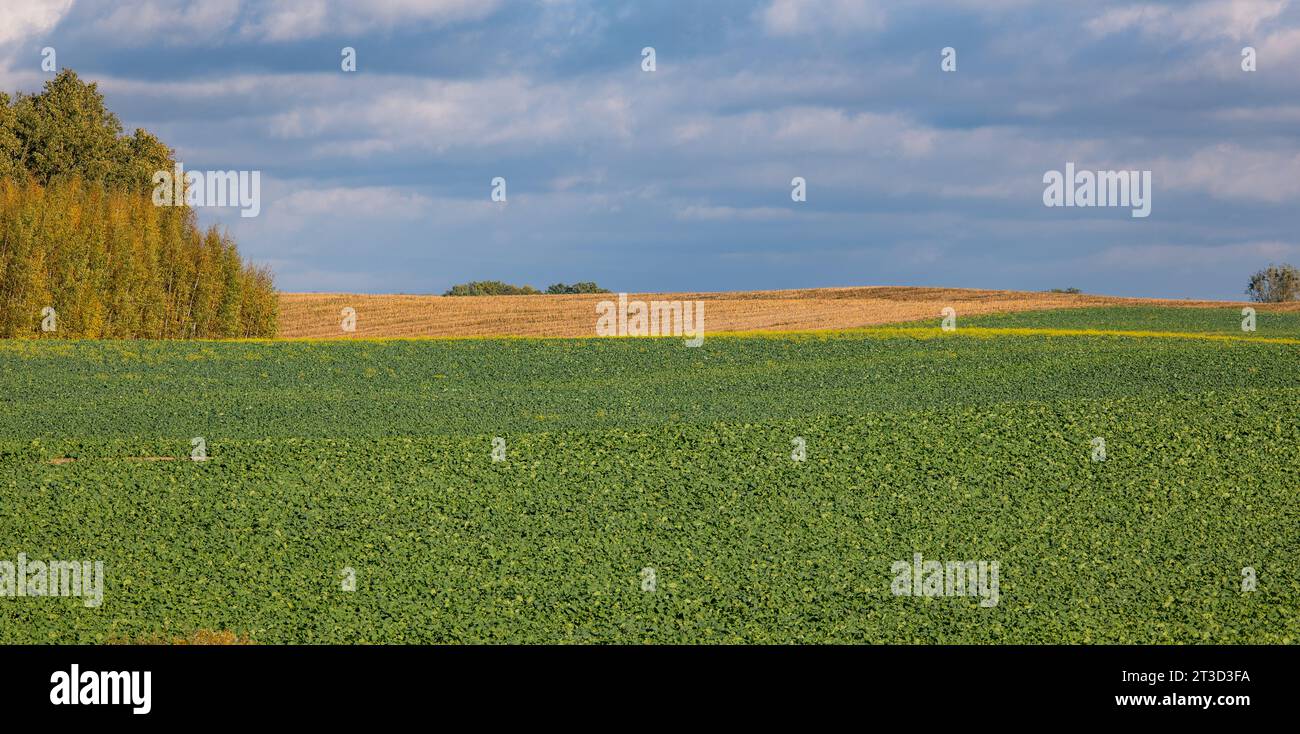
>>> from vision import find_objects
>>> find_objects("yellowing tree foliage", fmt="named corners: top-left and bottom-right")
top-left (0, 178), bottom-right (276, 337)
top-left (0, 70), bottom-right (276, 338)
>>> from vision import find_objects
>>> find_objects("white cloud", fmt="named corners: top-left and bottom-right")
top-left (89, 0), bottom-right (241, 45)
top-left (245, 182), bottom-right (499, 241)
top-left (52, 0), bottom-right (500, 45)
top-left (0, 0), bottom-right (74, 74)
top-left (1211, 104), bottom-right (1300, 122)
top-left (675, 204), bottom-right (796, 222)
top-left (1161, 143), bottom-right (1300, 202)
top-left (669, 107), bottom-right (938, 158)
top-left (274, 185), bottom-right (436, 219)
top-left (549, 170), bottom-right (606, 192)
top-left (241, 0), bottom-right (501, 42)
top-left (759, 0), bottom-right (886, 36)
top-left (1258, 25), bottom-right (1300, 63)
top-left (756, 0), bottom-right (1040, 37)
top-left (1087, 1), bottom-right (1289, 42)
top-left (0, 0), bottom-right (73, 46)
top-left (268, 75), bottom-right (635, 155)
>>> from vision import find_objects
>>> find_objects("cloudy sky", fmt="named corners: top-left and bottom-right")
top-left (2, 0), bottom-right (1298, 298)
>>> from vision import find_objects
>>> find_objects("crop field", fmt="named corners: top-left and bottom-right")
top-left (1, 310), bottom-right (1297, 643)
top-left (277, 287), bottom-right (1300, 338)
top-left (963, 306), bottom-right (1300, 337)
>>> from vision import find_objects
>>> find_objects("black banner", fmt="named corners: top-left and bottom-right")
top-left (4, 645), bottom-right (1289, 723)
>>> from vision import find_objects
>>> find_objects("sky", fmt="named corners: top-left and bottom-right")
top-left (1, 0), bottom-right (1298, 299)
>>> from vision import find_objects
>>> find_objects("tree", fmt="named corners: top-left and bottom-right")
top-left (0, 177), bottom-right (277, 338)
top-left (546, 281), bottom-right (611, 294)
top-left (0, 93), bottom-right (22, 179)
top-left (114, 128), bottom-right (176, 192)
top-left (12, 69), bottom-right (124, 185)
top-left (443, 280), bottom-right (540, 296)
top-left (0, 71), bottom-right (274, 338)
top-left (4, 69), bottom-right (175, 192)
top-left (1245, 264), bottom-right (1300, 303)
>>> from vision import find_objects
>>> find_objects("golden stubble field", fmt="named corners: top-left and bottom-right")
top-left (276, 286), bottom-right (1299, 338)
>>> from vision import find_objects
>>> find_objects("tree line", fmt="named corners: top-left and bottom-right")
top-left (0, 69), bottom-right (276, 338)
top-left (443, 280), bottom-right (611, 296)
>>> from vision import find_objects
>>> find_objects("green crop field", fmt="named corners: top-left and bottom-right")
top-left (961, 305), bottom-right (1300, 336)
top-left (1, 313), bottom-right (1297, 643)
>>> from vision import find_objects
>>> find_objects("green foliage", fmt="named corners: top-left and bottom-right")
top-left (546, 281), bottom-right (611, 294)
top-left (0, 93), bottom-right (21, 180)
top-left (0, 178), bottom-right (276, 337)
top-left (0, 70), bottom-right (276, 337)
top-left (1046, 287), bottom-right (1081, 294)
top-left (1245, 263), bottom-right (1300, 303)
top-left (0, 329), bottom-right (1295, 643)
top-left (3, 69), bottom-right (175, 192)
top-left (442, 280), bottom-right (611, 296)
top-left (443, 280), bottom-right (540, 296)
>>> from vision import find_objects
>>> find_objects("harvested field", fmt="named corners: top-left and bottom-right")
top-left (276, 287), bottom-right (1300, 338)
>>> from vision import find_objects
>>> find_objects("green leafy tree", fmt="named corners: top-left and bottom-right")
top-left (546, 281), bottom-right (611, 294)
top-left (0, 69), bottom-right (176, 191)
top-left (114, 128), bottom-right (176, 192)
top-left (443, 280), bottom-right (540, 296)
top-left (12, 69), bottom-right (125, 186)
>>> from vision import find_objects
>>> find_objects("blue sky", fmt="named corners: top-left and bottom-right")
top-left (2, 0), bottom-right (1299, 298)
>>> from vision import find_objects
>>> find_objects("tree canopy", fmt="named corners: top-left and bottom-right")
top-left (1, 69), bottom-right (174, 191)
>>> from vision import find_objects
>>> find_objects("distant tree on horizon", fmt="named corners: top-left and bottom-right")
top-left (1246, 264), bottom-right (1299, 303)
top-left (546, 282), bottom-right (610, 294)
top-left (443, 280), bottom-right (541, 296)
top-left (443, 280), bottom-right (612, 296)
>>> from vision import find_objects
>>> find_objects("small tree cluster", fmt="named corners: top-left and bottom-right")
top-left (443, 280), bottom-right (541, 296)
top-left (443, 280), bottom-right (611, 296)
top-left (546, 282), bottom-right (611, 294)
top-left (1245, 264), bottom-right (1299, 303)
